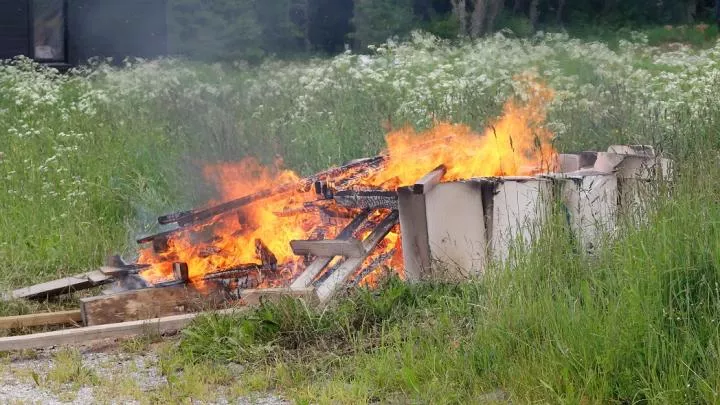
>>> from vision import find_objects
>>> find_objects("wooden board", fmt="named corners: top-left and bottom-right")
top-left (397, 187), bottom-right (432, 282)
top-left (316, 210), bottom-right (399, 303)
top-left (290, 239), bottom-right (365, 258)
top-left (0, 309), bottom-right (240, 352)
top-left (290, 257), bottom-right (333, 289)
top-left (425, 181), bottom-right (488, 279)
top-left (0, 288), bottom-right (318, 351)
top-left (5, 271), bottom-right (114, 301)
top-left (80, 284), bottom-right (228, 327)
top-left (0, 310), bottom-right (82, 329)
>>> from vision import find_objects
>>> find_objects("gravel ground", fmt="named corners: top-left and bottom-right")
top-left (0, 339), bottom-right (290, 405)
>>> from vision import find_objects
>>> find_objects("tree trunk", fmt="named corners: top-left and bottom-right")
top-left (686, 0), bottom-right (697, 24)
top-left (513, 0), bottom-right (524, 14)
top-left (303, 0), bottom-right (311, 52)
top-left (471, 0), bottom-right (488, 37)
top-left (529, 0), bottom-right (540, 32)
top-left (487, 0), bottom-right (504, 33)
top-left (556, 0), bottom-right (566, 26)
top-left (451, 0), bottom-right (468, 36)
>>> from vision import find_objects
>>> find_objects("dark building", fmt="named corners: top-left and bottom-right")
top-left (0, 0), bottom-right (168, 68)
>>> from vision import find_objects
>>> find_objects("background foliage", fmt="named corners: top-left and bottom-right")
top-left (167, 0), bottom-right (720, 60)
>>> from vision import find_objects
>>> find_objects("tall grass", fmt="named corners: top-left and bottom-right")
top-left (3, 30), bottom-right (715, 286)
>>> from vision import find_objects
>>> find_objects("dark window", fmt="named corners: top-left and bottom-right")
top-left (33, 0), bottom-right (66, 62)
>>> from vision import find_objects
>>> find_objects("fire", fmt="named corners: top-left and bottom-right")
top-left (366, 81), bottom-right (555, 188)
top-left (138, 158), bottom-right (317, 284)
top-left (137, 80), bottom-right (556, 288)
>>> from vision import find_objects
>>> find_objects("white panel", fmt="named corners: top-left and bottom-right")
top-left (560, 174), bottom-right (618, 252)
top-left (424, 181), bottom-right (487, 279)
top-left (490, 178), bottom-right (552, 264)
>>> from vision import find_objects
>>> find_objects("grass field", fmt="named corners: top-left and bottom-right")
top-left (2, 29), bottom-right (720, 403)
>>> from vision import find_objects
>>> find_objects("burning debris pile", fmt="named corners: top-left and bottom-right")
top-left (0, 80), bottom-right (672, 350)
top-left (115, 82), bottom-right (557, 301)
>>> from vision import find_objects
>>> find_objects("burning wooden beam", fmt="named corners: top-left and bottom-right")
top-left (333, 190), bottom-right (398, 210)
top-left (412, 164), bottom-right (447, 194)
top-left (255, 239), bottom-right (278, 270)
top-left (315, 210), bottom-right (399, 304)
top-left (173, 262), bottom-right (190, 282)
top-left (156, 156), bottom-right (388, 227)
top-left (136, 227), bottom-right (182, 245)
top-left (201, 264), bottom-right (261, 281)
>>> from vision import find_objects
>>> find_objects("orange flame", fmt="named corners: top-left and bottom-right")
top-left (367, 80), bottom-right (555, 187)
top-left (138, 80), bottom-right (557, 288)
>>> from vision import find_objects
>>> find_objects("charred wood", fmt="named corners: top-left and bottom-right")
top-left (199, 246), bottom-right (223, 258)
top-left (156, 155), bottom-right (388, 228)
top-left (333, 190), bottom-right (398, 210)
top-left (350, 249), bottom-right (396, 286)
top-left (202, 264), bottom-right (262, 281)
top-left (173, 262), bottom-right (190, 282)
top-left (255, 239), bottom-right (278, 270)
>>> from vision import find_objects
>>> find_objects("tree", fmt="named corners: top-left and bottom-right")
top-left (450, 0), bottom-right (468, 35)
top-left (470, 0), bottom-right (488, 37)
top-left (168, 0), bottom-right (264, 61)
top-left (351, 0), bottom-right (416, 49)
top-left (529, 0), bottom-right (540, 31)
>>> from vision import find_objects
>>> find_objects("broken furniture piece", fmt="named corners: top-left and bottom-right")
top-left (399, 145), bottom-right (673, 281)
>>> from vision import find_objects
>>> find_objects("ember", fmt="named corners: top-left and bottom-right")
top-left (133, 80), bottom-right (558, 294)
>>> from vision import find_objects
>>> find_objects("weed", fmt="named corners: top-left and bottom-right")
top-left (45, 348), bottom-right (98, 389)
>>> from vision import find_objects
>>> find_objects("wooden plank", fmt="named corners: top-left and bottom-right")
top-left (80, 284), bottom-right (229, 327)
top-left (290, 239), bottom-right (365, 258)
top-left (397, 187), bottom-right (432, 282)
top-left (290, 209), bottom-right (372, 290)
top-left (412, 165), bottom-right (447, 195)
top-left (316, 210), bottom-right (399, 304)
top-left (99, 266), bottom-right (131, 277)
top-left (0, 310), bottom-right (82, 329)
top-left (0, 310), bottom-right (241, 352)
top-left (6, 272), bottom-right (114, 301)
top-left (290, 257), bottom-right (333, 289)
top-left (0, 288), bottom-right (318, 351)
